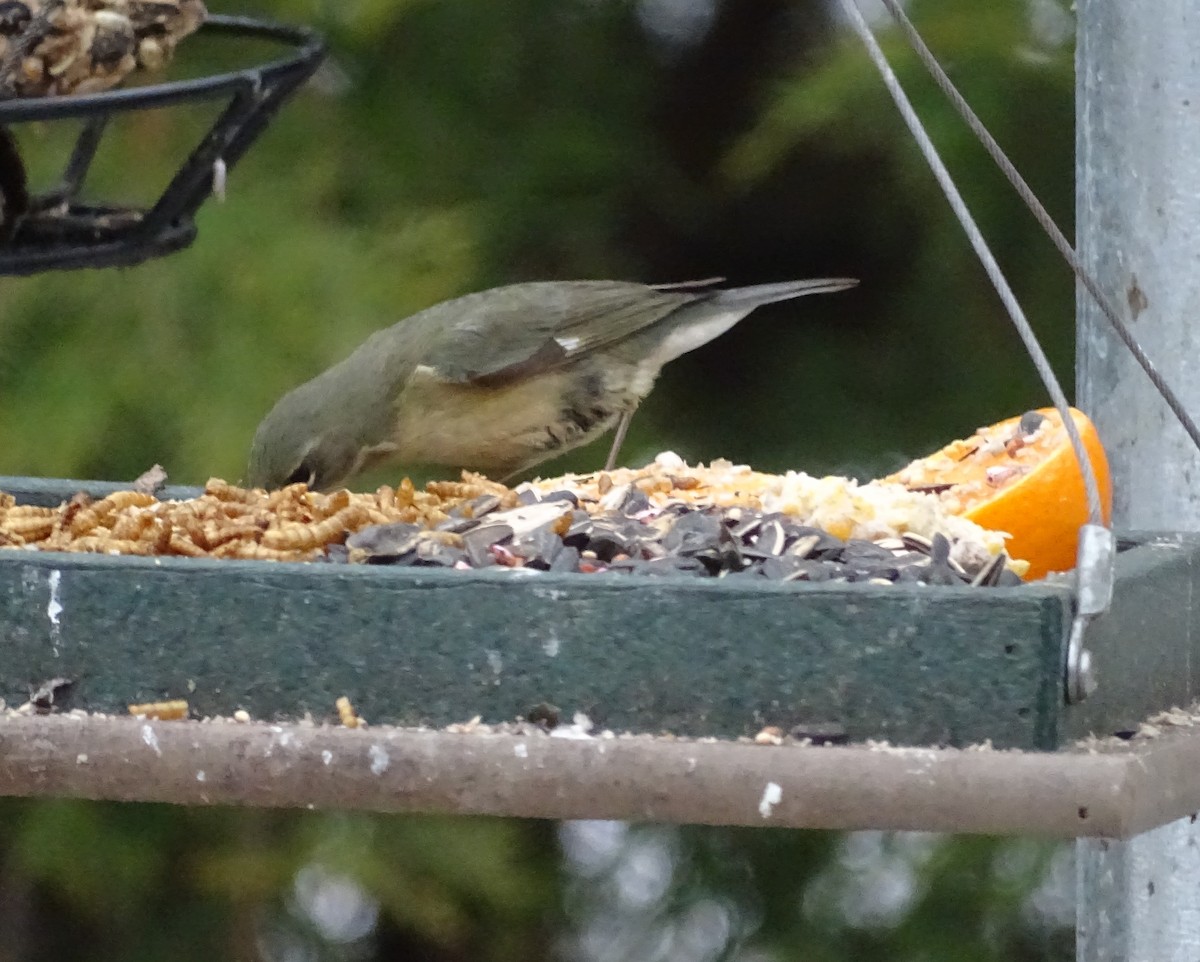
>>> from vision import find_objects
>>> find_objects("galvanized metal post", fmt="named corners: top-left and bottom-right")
top-left (1075, 1), bottom-right (1200, 960)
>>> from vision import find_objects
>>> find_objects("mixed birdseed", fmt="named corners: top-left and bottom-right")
top-left (339, 485), bottom-right (1023, 586)
top-left (0, 454), bottom-right (1026, 584)
top-left (0, 0), bottom-right (204, 98)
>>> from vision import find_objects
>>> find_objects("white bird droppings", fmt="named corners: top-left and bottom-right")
top-left (550, 716), bottom-right (595, 740)
top-left (141, 724), bottom-right (162, 756)
top-left (212, 157), bottom-right (227, 201)
top-left (514, 742), bottom-right (528, 758)
top-left (758, 781), bottom-right (782, 818)
top-left (196, 771), bottom-right (206, 782)
top-left (321, 750), bottom-right (333, 766)
top-left (368, 744), bottom-right (389, 775)
top-left (46, 569), bottom-right (63, 656)
top-left (46, 570), bottom-right (63, 623)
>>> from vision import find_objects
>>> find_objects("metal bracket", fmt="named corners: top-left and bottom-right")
top-left (1066, 523), bottom-right (1117, 703)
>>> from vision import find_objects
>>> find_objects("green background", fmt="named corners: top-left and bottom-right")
top-left (0, 0), bottom-right (1078, 958)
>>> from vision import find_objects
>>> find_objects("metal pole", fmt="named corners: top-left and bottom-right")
top-left (1075, 1), bottom-right (1200, 527)
top-left (1075, 1), bottom-right (1200, 959)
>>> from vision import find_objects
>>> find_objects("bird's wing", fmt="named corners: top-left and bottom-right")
top-left (423, 281), bottom-right (703, 386)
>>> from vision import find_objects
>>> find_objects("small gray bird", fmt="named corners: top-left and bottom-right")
top-left (246, 277), bottom-right (857, 491)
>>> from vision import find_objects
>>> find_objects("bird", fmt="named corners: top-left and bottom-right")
top-left (246, 276), bottom-right (857, 491)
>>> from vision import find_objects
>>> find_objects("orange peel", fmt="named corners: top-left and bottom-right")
top-left (886, 407), bottom-right (1112, 579)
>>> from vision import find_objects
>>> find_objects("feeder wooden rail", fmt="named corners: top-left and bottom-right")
top-left (2, 712), bottom-right (1199, 839)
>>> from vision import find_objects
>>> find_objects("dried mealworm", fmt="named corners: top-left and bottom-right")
top-left (336, 696), bottom-right (363, 728)
top-left (261, 503), bottom-right (370, 551)
top-left (128, 699), bottom-right (189, 720)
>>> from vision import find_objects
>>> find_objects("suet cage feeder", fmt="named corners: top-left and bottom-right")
top-left (0, 14), bottom-right (324, 274)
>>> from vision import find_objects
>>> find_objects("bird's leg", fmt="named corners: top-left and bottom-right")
top-left (498, 466), bottom-right (524, 485)
top-left (604, 404), bottom-right (638, 472)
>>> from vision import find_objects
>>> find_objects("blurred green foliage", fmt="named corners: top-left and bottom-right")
top-left (0, 801), bottom-right (559, 960)
top-left (0, 0), bottom-right (1077, 958)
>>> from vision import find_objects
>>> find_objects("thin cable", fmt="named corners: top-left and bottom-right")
top-left (835, 0), bottom-right (1105, 526)
top-left (877, 0), bottom-right (1200, 456)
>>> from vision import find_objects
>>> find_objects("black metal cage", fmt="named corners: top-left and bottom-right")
top-left (0, 14), bottom-right (325, 275)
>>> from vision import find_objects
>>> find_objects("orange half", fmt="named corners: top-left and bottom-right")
top-left (884, 408), bottom-right (1112, 579)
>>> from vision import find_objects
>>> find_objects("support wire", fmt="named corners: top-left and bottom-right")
top-left (834, 0), bottom-right (1105, 527)
top-left (876, 0), bottom-right (1200, 457)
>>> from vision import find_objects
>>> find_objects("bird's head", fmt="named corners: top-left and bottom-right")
top-left (246, 387), bottom-right (364, 492)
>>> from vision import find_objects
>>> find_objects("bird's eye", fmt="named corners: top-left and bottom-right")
top-left (284, 462), bottom-right (317, 488)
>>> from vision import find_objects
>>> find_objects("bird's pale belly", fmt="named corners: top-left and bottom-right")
top-left (390, 365), bottom-right (625, 473)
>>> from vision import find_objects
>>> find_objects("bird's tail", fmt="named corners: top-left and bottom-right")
top-left (711, 278), bottom-right (858, 306)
